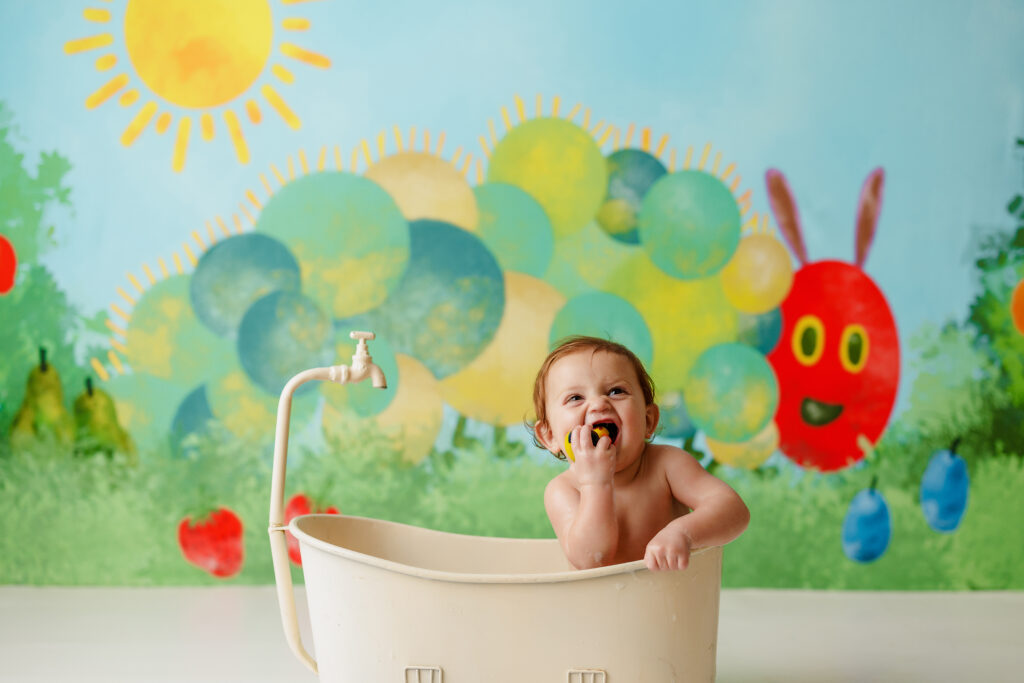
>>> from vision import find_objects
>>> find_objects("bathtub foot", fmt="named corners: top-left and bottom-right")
top-left (405, 665), bottom-right (442, 682)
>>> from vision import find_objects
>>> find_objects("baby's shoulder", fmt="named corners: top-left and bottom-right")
top-left (643, 442), bottom-right (702, 475)
top-left (545, 469), bottom-right (576, 495)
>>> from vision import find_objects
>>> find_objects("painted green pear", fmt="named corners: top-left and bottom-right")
top-left (10, 348), bottom-right (74, 450)
top-left (73, 377), bottom-right (135, 460)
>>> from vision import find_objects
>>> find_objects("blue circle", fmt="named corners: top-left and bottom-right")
top-left (737, 308), bottom-right (783, 355)
top-left (190, 234), bottom-right (301, 338)
top-left (598, 149), bottom-right (667, 244)
top-left (170, 384), bottom-right (214, 457)
top-left (658, 390), bottom-right (697, 439)
top-left (368, 220), bottom-right (505, 379)
top-left (237, 291), bottom-right (334, 395)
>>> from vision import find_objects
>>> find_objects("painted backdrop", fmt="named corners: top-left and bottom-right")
top-left (1, 0), bottom-right (1022, 588)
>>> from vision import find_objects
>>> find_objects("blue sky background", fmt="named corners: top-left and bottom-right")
top-left (2, 0), bottom-right (1024, 418)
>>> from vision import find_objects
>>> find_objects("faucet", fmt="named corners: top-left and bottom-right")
top-left (345, 331), bottom-right (388, 388)
top-left (267, 330), bottom-right (388, 672)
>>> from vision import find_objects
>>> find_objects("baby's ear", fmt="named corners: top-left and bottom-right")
top-left (535, 420), bottom-right (557, 453)
top-left (645, 403), bottom-right (660, 440)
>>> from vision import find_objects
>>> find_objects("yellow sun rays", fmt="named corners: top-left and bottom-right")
top-left (90, 238), bottom-right (218, 382)
top-left (64, 0), bottom-right (332, 173)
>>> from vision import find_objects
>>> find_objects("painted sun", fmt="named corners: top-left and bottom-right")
top-left (63, 0), bottom-right (331, 172)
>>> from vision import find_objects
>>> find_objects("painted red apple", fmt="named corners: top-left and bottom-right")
top-left (0, 234), bottom-right (16, 295)
top-left (177, 507), bottom-right (244, 578)
top-left (285, 493), bottom-right (339, 566)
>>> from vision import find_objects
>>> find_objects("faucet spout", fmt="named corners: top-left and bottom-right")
top-left (344, 360), bottom-right (387, 389)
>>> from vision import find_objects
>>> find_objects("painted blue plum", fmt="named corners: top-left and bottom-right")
top-left (842, 487), bottom-right (891, 563)
top-left (170, 384), bottom-right (215, 458)
top-left (920, 448), bottom-right (969, 532)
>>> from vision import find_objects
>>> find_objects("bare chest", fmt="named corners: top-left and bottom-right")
top-left (612, 481), bottom-right (688, 563)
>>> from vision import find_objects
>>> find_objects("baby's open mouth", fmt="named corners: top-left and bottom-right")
top-left (591, 422), bottom-right (619, 445)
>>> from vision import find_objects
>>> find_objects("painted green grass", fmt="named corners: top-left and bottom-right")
top-left (1, 422), bottom-right (1021, 588)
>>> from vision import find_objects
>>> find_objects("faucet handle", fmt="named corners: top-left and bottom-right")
top-left (349, 331), bottom-right (375, 341)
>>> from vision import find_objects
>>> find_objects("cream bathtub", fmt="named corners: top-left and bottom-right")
top-left (268, 356), bottom-right (723, 682)
top-left (281, 514), bottom-right (722, 682)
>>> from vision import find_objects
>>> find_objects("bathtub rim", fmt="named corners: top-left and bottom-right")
top-left (291, 513), bottom-right (719, 585)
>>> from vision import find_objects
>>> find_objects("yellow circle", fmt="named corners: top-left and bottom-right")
top-left (839, 324), bottom-right (870, 373)
top-left (365, 152), bottom-right (479, 231)
top-left (720, 234), bottom-right (794, 314)
top-left (791, 315), bottom-right (825, 366)
top-left (440, 273), bottom-right (567, 426)
top-left (603, 254), bottom-right (737, 392)
top-left (207, 364), bottom-right (318, 443)
top-left (487, 118), bottom-right (607, 237)
top-left (125, 0), bottom-right (273, 108)
top-left (706, 421), bottom-right (779, 469)
top-left (323, 353), bottom-right (443, 465)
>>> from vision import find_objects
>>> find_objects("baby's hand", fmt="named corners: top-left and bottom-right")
top-left (568, 424), bottom-right (616, 487)
top-left (644, 527), bottom-right (692, 572)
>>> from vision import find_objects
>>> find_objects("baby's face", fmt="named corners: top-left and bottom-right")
top-left (541, 349), bottom-right (657, 468)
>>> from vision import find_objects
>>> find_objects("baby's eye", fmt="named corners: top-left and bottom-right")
top-left (608, 387), bottom-right (626, 396)
top-left (565, 394), bottom-right (583, 403)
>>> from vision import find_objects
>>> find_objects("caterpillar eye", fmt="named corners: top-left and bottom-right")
top-left (840, 324), bottom-right (870, 373)
top-left (792, 314), bottom-right (825, 366)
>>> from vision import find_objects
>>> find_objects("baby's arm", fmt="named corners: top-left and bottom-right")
top-left (544, 426), bottom-right (619, 569)
top-left (645, 446), bottom-right (750, 571)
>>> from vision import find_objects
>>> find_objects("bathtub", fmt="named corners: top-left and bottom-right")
top-left (268, 356), bottom-right (723, 682)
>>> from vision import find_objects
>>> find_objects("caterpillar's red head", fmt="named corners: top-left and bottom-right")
top-left (764, 168), bottom-right (900, 472)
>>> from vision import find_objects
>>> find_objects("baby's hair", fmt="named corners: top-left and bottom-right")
top-left (526, 336), bottom-right (655, 455)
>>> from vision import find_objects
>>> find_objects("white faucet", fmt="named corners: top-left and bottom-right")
top-left (340, 331), bottom-right (388, 388)
top-left (267, 330), bottom-right (388, 672)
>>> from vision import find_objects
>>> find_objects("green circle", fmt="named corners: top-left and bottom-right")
top-left (256, 172), bottom-right (410, 318)
top-left (549, 292), bottom-right (653, 367)
top-left (683, 343), bottom-right (778, 443)
top-left (638, 170), bottom-right (741, 279)
top-left (487, 118), bottom-right (608, 237)
top-left (473, 182), bottom-right (554, 277)
top-left (125, 275), bottom-right (235, 391)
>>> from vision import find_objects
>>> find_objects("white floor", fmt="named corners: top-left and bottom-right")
top-left (1, 586), bottom-right (1021, 682)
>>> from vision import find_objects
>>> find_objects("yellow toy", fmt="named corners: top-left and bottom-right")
top-left (563, 424), bottom-right (616, 461)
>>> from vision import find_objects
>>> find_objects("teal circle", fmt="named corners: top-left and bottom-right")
top-left (737, 308), bottom-right (783, 355)
top-left (598, 149), bottom-right (667, 244)
top-left (368, 220), bottom-right (504, 379)
top-left (190, 233), bottom-right (300, 338)
top-left (658, 390), bottom-right (697, 439)
top-left (237, 290), bottom-right (334, 395)
top-left (255, 172), bottom-right (409, 318)
top-left (548, 292), bottom-right (653, 368)
top-left (473, 183), bottom-right (554, 277)
top-left (683, 343), bottom-right (778, 443)
top-left (638, 170), bottom-right (741, 279)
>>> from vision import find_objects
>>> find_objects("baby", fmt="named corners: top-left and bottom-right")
top-left (532, 336), bottom-right (750, 571)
